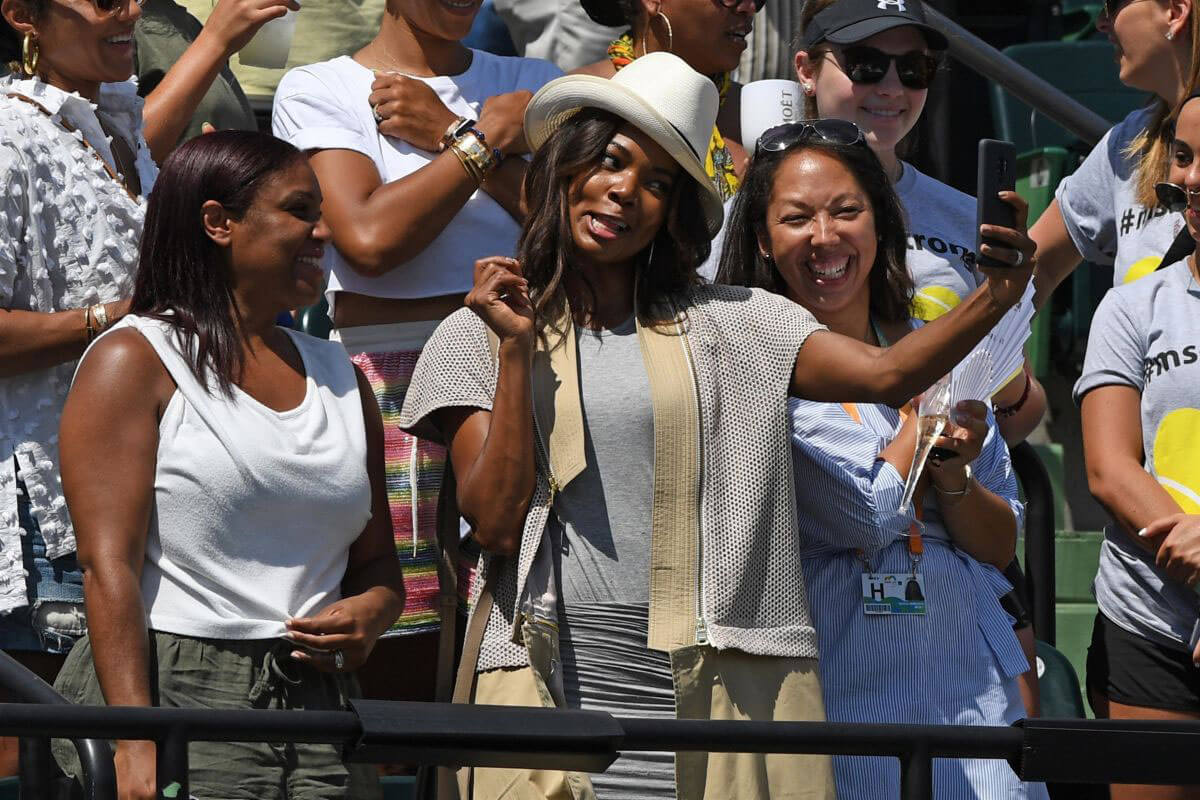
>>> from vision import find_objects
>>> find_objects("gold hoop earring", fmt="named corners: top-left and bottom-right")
top-left (641, 10), bottom-right (674, 56)
top-left (21, 32), bottom-right (38, 77)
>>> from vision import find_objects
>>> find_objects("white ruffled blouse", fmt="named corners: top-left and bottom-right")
top-left (0, 74), bottom-right (157, 613)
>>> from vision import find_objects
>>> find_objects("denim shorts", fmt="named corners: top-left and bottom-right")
top-left (0, 473), bottom-right (86, 654)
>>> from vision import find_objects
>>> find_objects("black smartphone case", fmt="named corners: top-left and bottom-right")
top-left (976, 139), bottom-right (1018, 269)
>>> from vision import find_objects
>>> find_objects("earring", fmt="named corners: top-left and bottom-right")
top-left (21, 32), bottom-right (38, 78)
top-left (759, 251), bottom-right (774, 263)
top-left (803, 83), bottom-right (814, 94)
top-left (643, 11), bottom-right (674, 55)
top-left (1167, 29), bottom-right (1176, 40)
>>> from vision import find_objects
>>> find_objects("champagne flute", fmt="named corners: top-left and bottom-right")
top-left (898, 373), bottom-right (952, 516)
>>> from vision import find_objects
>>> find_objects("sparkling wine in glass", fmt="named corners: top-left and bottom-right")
top-left (898, 374), bottom-right (952, 516)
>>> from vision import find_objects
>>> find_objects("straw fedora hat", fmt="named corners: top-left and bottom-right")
top-left (523, 51), bottom-right (725, 237)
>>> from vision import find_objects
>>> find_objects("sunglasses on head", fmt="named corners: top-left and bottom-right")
top-left (92, 0), bottom-right (143, 14)
top-left (716, 0), bottom-right (766, 10)
top-left (832, 45), bottom-right (942, 91)
top-left (755, 119), bottom-right (865, 156)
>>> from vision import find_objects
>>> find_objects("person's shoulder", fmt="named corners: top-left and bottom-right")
top-left (688, 283), bottom-right (812, 324)
top-left (77, 320), bottom-right (164, 379)
top-left (570, 59), bottom-right (616, 78)
top-left (900, 162), bottom-right (974, 208)
top-left (1109, 104), bottom-right (1158, 147)
top-left (1114, 259), bottom-right (1193, 303)
top-left (277, 56), bottom-right (364, 97)
top-left (467, 49), bottom-right (563, 88)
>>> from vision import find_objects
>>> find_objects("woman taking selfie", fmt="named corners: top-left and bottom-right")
top-left (1031, 0), bottom-right (1199, 303)
top-left (718, 121), bottom-right (1047, 800)
top-left (399, 54), bottom-right (1033, 800)
top-left (273, 0), bottom-right (560, 701)
top-left (1076, 92), bottom-right (1200, 800)
top-left (52, 131), bottom-right (402, 800)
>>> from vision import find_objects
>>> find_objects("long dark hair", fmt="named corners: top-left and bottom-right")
top-left (518, 108), bottom-right (712, 338)
top-left (131, 130), bottom-right (307, 395)
top-left (716, 134), bottom-right (914, 324)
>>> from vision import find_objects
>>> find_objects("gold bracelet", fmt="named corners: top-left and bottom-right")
top-left (84, 306), bottom-right (97, 343)
top-left (447, 139), bottom-right (483, 183)
top-left (91, 303), bottom-right (109, 333)
top-left (453, 129), bottom-right (500, 177)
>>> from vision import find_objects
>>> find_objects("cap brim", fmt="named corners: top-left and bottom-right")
top-left (524, 75), bottom-right (725, 238)
top-left (824, 18), bottom-right (948, 50)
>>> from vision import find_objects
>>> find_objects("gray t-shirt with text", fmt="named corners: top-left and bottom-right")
top-left (1074, 261), bottom-right (1200, 648)
top-left (1057, 106), bottom-right (1184, 287)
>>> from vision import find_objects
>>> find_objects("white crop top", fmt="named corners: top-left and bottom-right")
top-left (81, 315), bottom-right (372, 640)
top-left (272, 52), bottom-right (562, 308)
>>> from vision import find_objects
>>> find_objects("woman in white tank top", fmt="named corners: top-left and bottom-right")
top-left (52, 130), bottom-right (402, 800)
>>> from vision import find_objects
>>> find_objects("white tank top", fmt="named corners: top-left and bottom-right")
top-left (84, 315), bottom-right (372, 640)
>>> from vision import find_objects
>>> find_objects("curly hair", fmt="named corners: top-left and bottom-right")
top-left (518, 108), bottom-right (712, 340)
top-left (715, 130), bottom-right (914, 325)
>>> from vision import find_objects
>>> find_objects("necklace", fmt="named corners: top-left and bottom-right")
top-left (607, 32), bottom-right (740, 200)
top-left (7, 92), bottom-right (139, 202)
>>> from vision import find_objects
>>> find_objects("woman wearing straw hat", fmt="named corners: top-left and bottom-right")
top-left (399, 52), bottom-right (1034, 800)
top-left (573, 0), bottom-right (766, 199)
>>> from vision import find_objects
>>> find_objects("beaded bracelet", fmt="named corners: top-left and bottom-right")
top-left (993, 366), bottom-right (1032, 419)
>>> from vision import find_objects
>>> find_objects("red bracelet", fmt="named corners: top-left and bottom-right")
top-left (993, 367), bottom-right (1032, 419)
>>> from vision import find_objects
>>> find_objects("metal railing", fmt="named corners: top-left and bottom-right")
top-left (0, 650), bottom-right (114, 799)
top-left (7, 698), bottom-right (1200, 800)
top-left (924, 3), bottom-right (1112, 148)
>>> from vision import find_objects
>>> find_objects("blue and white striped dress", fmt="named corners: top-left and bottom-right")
top-left (790, 395), bottom-right (1049, 800)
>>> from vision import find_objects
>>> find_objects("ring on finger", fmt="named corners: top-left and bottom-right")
top-left (333, 649), bottom-right (346, 671)
top-left (1013, 249), bottom-right (1026, 267)
top-left (371, 104), bottom-right (383, 124)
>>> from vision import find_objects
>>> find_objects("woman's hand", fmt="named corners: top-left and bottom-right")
top-left (979, 191), bottom-right (1037, 309)
top-left (284, 591), bottom-right (395, 673)
top-left (476, 90), bottom-right (533, 157)
top-left (1140, 514), bottom-right (1200, 587)
top-left (114, 740), bottom-right (156, 800)
top-left (199, 0), bottom-right (300, 58)
top-left (466, 256), bottom-right (535, 344)
top-left (368, 73), bottom-right (458, 151)
top-left (927, 400), bottom-right (989, 494)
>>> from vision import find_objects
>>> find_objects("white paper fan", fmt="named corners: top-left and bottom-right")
top-left (950, 281), bottom-right (1035, 403)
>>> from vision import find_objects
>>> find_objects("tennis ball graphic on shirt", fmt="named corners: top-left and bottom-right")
top-left (1153, 408), bottom-right (1200, 514)
top-left (1124, 256), bottom-right (1163, 285)
top-left (912, 286), bottom-right (962, 322)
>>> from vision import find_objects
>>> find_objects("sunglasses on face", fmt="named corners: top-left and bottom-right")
top-left (755, 119), bottom-right (865, 155)
top-left (832, 45), bottom-right (942, 91)
top-left (716, 0), bottom-right (766, 10)
top-left (1102, 0), bottom-right (1147, 19)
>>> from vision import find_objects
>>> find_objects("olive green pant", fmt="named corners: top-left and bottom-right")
top-left (52, 631), bottom-right (382, 800)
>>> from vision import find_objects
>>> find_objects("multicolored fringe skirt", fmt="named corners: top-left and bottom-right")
top-left (333, 320), bottom-right (458, 637)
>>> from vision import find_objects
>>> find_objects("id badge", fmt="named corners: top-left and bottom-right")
top-left (862, 572), bottom-right (926, 615)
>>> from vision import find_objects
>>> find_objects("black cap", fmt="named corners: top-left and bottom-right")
top-left (580, 0), bottom-right (629, 27)
top-left (802, 0), bottom-right (948, 51)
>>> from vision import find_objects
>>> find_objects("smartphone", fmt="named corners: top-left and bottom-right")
top-left (976, 139), bottom-right (1018, 269)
